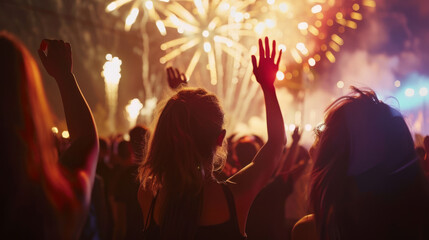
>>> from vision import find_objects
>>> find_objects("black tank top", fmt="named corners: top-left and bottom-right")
top-left (142, 184), bottom-right (246, 240)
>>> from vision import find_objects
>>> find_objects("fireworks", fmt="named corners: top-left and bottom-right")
top-left (159, 0), bottom-right (253, 85)
top-left (106, 0), bottom-right (376, 131)
top-left (125, 98), bottom-right (143, 128)
top-left (102, 54), bottom-right (122, 133)
top-left (106, 0), bottom-right (169, 34)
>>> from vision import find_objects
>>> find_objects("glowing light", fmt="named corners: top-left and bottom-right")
top-left (337, 80), bottom-right (344, 89)
top-left (346, 20), bottom-right (358, 29)
top-left (329, 41), bottom-right (340, 52)
top-left (278, 44), bottom-right (287, 52)
top-left (156, 20), bottom-right (167, 36)
top-left (125, 8), bottom-right (139, 31)
top-left (296, 42), bottom-right (305, 51)
top-left (279, 3), bottom-right (289, 12)
top-left (420, 87), bottom-right (428, 97)
top-left (289, 124), bottom-right (296, 131)
top-left (203, 42), bottom-right (212, 52)
top-left (298, 22), bottom-right (309, 30)
top-left (276, 71), bottom-right (285, 81)
top-left (255, 22), bottom-right (265, 34)
top-left (62, 130), bottom-right (70, 139)
top-left (405, 88), bottom-right (415, 97)
top-left (102, 55), bottom-right (122, 133)
top-left (311, 5), bottom-right (322, 14)
top-left (352, 3), bottom-right (360, 11)
top-left (308, 58), bottom-right (316, 66)
top-left (394, 80), bottom-right (401, 88)
top-left (202, 30), bottom-right (209, 37)
top-left (265, 19), bottom-right (276, 28)
top-left (106, 2), bottom-right (117, 11)
top-left (140, 97), bottom-right (158, 117)
top-left (314, 54), bottom-right (321, 62)
top-left (363, 0), bottom-right (376, 8)
top-left (219, 2), bottom-right (230, 11)
top-left (145, 0), bottom-right (153, 10)
top-left (305, 124), bottom-right (312, 132)
top-left (267, 0), bottom-right (275, 5)
top-left (194, 0), bottom-right (206, 16)
top-left (126, 98), bottom-right (143, 127)
top-left (296, 42), bottom-right (308, 55)
top-left (336, 12), bottom-right (343, 19)
top-left (351, 12), bottom-right (363, 21)
top-left (106, 0), bottom-right (168, 35)
top-left (331, 34), bottom-right (344, 45)
top-left (234, 12), bottom-right (244, 22)
top-left (51, 127), bottom-right (59, 134)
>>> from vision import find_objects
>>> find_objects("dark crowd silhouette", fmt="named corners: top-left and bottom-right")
top-left (1, 31), bottom-right (429, 240)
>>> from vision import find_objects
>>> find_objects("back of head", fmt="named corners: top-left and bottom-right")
top-left (0, 32), bottom-right (60, 237)
top-left (310, 87), bottom-right (429, 239)
top-left (129, 125), bottom-right (148, 163)
top-left (140, 87), bottom-right (224, 194)
top-left (233, 136), bottom-right (261, 169)
top-left (139, 88), bottom-right (224, 239)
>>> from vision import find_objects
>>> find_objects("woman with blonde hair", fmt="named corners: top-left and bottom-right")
top-left (0, 33), bottom-right (98, 239)
top-left (138, 37), bottom-right (286, 239)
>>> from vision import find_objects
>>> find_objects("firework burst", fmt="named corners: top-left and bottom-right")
top-left (106, 0), bottom-right (169, 34)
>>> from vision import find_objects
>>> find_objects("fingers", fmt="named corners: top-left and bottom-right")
top-left (174, 68), bottom-right (180, 79)
top-left (166, 67), bottom-right (174, 80)
top-left (258, 38), bottom-right (264, 60)
top-left (271, 40), bottom-right (276, 59)
top-left (276, 49), bottom-right (282, 66)
top-left (251, 55), bottom-right (257, 73)
top-left (180, 73), bottom-right (187, 83)
top-left (264, 37), bottom-right (270, 58)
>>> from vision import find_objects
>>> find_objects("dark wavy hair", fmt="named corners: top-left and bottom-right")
top-left (310, 87), bottom-right (429, 239)
top-left (138, 88), bottom-right (225, 239)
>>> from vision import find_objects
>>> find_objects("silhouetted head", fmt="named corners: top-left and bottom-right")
top-left (117, 140), bottom-right (132, 164)
top-left (232, 136), bottom-right (261, 169)
top-left (310, 87), bottom-right (423, 239)
top-left (129, 125), bottom-right (148, 162)
top-left (139, 88), bottom-right (225, 195)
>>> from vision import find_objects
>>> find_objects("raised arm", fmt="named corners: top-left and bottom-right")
top-left (38, 40), bottom-right (99, 206)
top-left (227, 37), bottom-right (286, 231)
top-left (277, 127), bottom-right (302, 177)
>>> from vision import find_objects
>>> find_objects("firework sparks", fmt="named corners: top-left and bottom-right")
top-left (159, 0), bottom-right (253, 85)
top-left (106, 0), bottom-right (169, 34)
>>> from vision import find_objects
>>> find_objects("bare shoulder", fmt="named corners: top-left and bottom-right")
top-left (292, 214), bottom-right (318, 240)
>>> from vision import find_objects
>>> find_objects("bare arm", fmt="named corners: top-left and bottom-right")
top-left (277, 127), bottom-right (302, 177)
top-left (38, 40), bottom-right (99, 207)
top-left (227, 37), bottom-right (286, 231)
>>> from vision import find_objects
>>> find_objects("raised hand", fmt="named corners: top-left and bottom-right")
top-left (292, 127), bottom-right (302, 143)
top-left (166, 67), bottom-right (187, 89)
top-left (251, 37), bottom-right (282, 88)
top-left (38, 39), bottom-right (72, 79)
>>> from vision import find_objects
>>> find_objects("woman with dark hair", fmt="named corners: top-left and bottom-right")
top-left (292, 88), bottom-right (429, 240)
top-left (0, 33), bottom-right (98, 239)
top-left (138, 37), bottom-right (285, 239)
